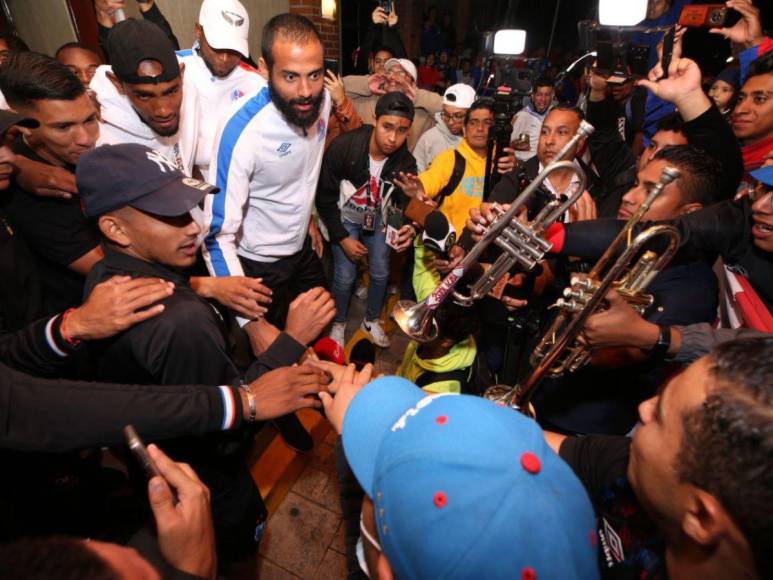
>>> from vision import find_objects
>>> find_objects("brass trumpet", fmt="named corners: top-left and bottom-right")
top-left (392, 120), bottom-right (595, 342)
top-left (485, 166), bottom-right (682, 415)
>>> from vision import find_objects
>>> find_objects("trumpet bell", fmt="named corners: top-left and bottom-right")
top-left (391, 300), bottom-right (439, 342)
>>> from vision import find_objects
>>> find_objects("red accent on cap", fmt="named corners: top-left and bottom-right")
top-left (435, 415), bottom-right (448, 425)
top-left (520, 452), bottom-right (541, 474)
top-left (521, 567), bottom-right (537, 580)
top-left (433, 491), bottom-right (447, 508)
top-left (544, 222), bottom-right (565, 254)
top-left (313, 337), bottom-right (345, 365)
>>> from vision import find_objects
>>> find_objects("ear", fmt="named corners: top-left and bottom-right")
top-left (376, 553), bottom-right (394, 580)
top-left (678, 202), bottom-right (703, 216)
top-left (97, 214), bottom-right (131, 247)
top-left (257, 57), bottom-right (269, 80)
top-left (681, 487), bottom-right (729, 547)
top-left (179, 62), bottom-right (185, 81)
top-left (193, 23), bottom-right (203, 42)
top-left (105, 71), bottom-right (125, 96)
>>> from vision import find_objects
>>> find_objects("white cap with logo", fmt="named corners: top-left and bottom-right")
top-left (384, 58), bottom-right (418, 83)
top-left (443, 84), bottom-right (476, 109)
top-left (198, 0), bottom-right (250, 58)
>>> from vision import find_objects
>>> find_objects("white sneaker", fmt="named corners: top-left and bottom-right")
top-left (361, 319), bottom-right (391, 348)
top-left (355, 284), bottom-right (368, 300)
top-left (329, 322), bottom-right (346, 347)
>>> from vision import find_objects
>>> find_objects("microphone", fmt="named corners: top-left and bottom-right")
top-left (422, 211), bottom-right (456, 258)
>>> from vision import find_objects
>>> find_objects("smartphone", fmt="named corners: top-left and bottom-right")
top-left (124, 425), bottom-right (162, 480)
top-left (379, 0), bottom-right (393, 16)
top-left (659, 26), bottom-right (676, 80)
top-left (385, 205), bottom-right (404, 250)
top-left (678, 4), bottom-right (727, 28)
top-left (324, 58), bottom-right (340, 75)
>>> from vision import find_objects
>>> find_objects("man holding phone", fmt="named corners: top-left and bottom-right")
top-left (316, 92), bottom-right (417, 349)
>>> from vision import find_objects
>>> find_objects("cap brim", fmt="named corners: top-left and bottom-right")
top-left (203, 26), bottom-right (249, 58)
top-left (342, 377), bottom-right (426, 495)
top-left (130, 177), bottom-right (218, 217)
top-left (750, 165), bottom-right (773, 187)
top-left (0, 110), bottom-right (38, 135)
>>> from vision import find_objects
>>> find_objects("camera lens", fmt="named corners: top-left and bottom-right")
top-left (710, 11), bottom-right (722, 24)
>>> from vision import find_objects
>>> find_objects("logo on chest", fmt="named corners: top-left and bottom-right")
top-left (276, 142), bottom-right (293, 158)
top-left (317, 117), bottom-right (327, 142)
top-left (231, 88), bottom-right (245, 101)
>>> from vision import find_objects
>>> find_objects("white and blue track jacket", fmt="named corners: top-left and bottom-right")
top-left (176, 46), bottom-right (263, 180)
top-left (202, 79), bottom-right (331, 280)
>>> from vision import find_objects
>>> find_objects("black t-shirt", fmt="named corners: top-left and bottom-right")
top-left (560, 435), bottom-right (666, 579)
top-left (1, 137), bottom-right (99, 316)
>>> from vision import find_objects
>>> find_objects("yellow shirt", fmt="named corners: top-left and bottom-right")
top-left (418, 138), bottom-right (486, 234)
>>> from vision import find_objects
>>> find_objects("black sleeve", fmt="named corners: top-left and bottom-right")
top-left (587, 97), bottom-right (637, 195)
top-left (243, 332), bottom-right (307, 383)
top-left (489, 169), bottom-right (521, 204)
top-left (559, 435), bottom-right (631, 501)
top-left (0, 315), bottom-right (80, 377)
top-left (140, 2), bottom-right (180, 50)
top-left (98, 3), bottom-right (180, 61)
top-left (0, 362), bottom-right (241, 453)
top-left (682, 105), bottom-right (743, 200)
top-left (560, 200), bottom-right (745, 264)
top-left (315, 135), bottom-right (351, 243)
top-left (2, 190), bottom-right (99, 267)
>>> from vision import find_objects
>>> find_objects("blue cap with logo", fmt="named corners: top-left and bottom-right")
top-left (77, 143), bottom-right (218, 218)
top-left (342, 377), bottom-right (600, 580)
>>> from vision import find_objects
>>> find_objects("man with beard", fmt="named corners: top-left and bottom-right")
top-left (203, 13), bottom-right (331, 451)
top-left (90, 19), bottom-right (200, 176)
top-left (176, 0), bottom-right (262, 180)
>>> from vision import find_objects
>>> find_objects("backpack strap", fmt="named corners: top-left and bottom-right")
top-left (434, 150), bottom-right (466, 209)
top-left (415, 367), bottom-right (470, 391)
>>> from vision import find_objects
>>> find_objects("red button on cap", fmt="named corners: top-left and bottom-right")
top-left (435, 415), bottom-right (448, 425)
top-left (520, 452), bottom-right (541, 474)
top-left (521, 567), bottom-right (536, 580)
top-left (433, 491), bottom-right (447, 508)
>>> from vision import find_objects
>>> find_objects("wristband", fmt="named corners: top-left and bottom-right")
top-left (59, 308), bottom-right (82, 346)
top-left (240, 384), bottom-right (257, 422)
top-left (647, 325), bottom-right (671, 361)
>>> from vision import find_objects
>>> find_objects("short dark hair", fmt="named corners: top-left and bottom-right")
top-left (652, 145), bottom-right (722, 205)
top-left (372, 45), bottom-right (394, 57)
top-left (0, 536), bottom-right (119, 580)
top-left (0, 51), bottom-right (85, 108)
top-left (55, 42), bottom-right (101, 62)
top-left (547, 102), bottom-right (585, 122)
top-left (746, 50), bottom-right (773, 80)
top-left (0, 30), bottom-right (29, 54)
top-left (261, 13), bottom-right (322, 70)
top-left (677, 337), bottom-right (773, 580)
top-left (655, 112), bottom-right (684, 134)
top-left (533, 77), bottom-right (553, 92)
top-left (464, 98), bottom-right (493, 125)
top-left (435, 299), bottom-right (479, 343)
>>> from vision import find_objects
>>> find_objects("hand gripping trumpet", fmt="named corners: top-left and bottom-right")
top-left (484, 166), bottom-right (683, 415)
top-left (391, 120), bottom-right (595, 342)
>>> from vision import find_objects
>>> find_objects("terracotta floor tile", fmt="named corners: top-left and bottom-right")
top-left (312, 549), bottom-right (348, 579)
top-left (292, 464), bottom-right (342, 515)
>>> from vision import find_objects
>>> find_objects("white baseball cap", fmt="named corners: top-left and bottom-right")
top-left (198, 0), bottom-right (250, 58)
top-left (443, 83), bottom-right (476, 109)
top-left (384, 58), bottom-right (417, 83)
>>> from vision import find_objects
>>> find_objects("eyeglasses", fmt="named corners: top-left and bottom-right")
top-left (739, 179), bottom-right (773, 208)
top-left (441, 110), bottom-right (466, 122)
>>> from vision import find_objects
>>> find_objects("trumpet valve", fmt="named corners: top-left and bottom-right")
top-left (555, 297), bottom-right (583, 312)
top-left (563, 287), bottom-right (589, 303)
top-left (569, 275), bottom-right (594, 291)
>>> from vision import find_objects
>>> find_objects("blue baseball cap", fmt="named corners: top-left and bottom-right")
top-left (342, 377), bottom-right (600, 580)
top-left (750, 165), bottom-right (773, 187)
top-left (77, 143), bottom-right (217, 217)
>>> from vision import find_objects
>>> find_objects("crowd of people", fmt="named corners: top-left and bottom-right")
top-left (0, 0), bottom-right (771, 578)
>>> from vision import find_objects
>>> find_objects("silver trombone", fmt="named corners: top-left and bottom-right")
top-left (392, 120), bottom-right (595, 342)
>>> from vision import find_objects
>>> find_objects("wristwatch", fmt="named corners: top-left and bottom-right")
top-left (648, 324), bottom-right (672, 361)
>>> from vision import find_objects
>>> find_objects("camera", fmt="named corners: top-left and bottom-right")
top-left (578, 21), bottom-right (651, 83)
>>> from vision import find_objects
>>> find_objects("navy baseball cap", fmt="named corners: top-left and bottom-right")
top-left (77, 143), bottom-right (218, 218)
top-left (342, 377), bottom-right (600, 580)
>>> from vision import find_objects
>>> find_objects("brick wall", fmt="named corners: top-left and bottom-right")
top-left (288, 0), bottom-right (340, 60)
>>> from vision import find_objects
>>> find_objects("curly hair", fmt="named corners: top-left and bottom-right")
top-left (677, 337), bottom-right (773, 579)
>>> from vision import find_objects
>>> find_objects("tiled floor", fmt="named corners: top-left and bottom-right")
top-left (232, 291), bottom-right (411, 579)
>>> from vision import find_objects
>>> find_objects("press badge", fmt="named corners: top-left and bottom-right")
top-left (363, 207), bottom-right (376, 232)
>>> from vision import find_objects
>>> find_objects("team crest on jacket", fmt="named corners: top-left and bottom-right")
top-left (231, 88), bottom-right (245, 101)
